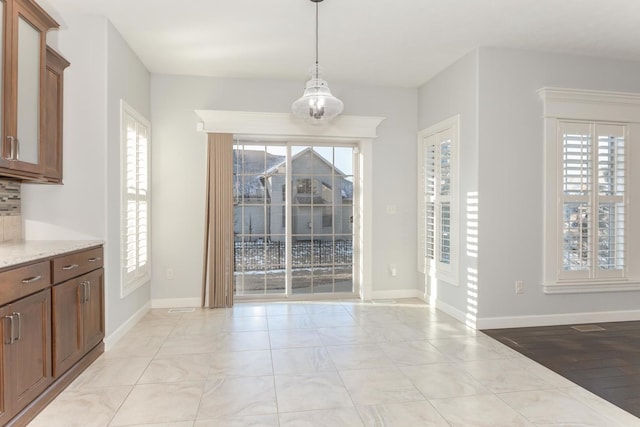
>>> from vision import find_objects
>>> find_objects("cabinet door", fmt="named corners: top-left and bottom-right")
top-left (43, 46), bottom-right (69, 183)
top-left (0, 0), bottom-right (58, 178)
top-left (83, 268), bottom-right (104, 352)
top-left (51, 277), bottom-right (82, 377)
top-left (0, 304), bottom-right (12, 425)
top-left (10, 289), bottom-right (52, 414)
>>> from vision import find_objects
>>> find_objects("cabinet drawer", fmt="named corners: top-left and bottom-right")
top-left (52, 246), bottom-right (103, 284)
top-left (0, 260), bottom-right (51, 306)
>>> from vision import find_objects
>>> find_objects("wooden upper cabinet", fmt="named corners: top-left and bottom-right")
top-left (43, 46), bottom-right (69, 183)
top-left (0, 0), bottom-right (61, 181)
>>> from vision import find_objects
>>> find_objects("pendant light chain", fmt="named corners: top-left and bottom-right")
top-left (315, 1), bottom-right (319, 79)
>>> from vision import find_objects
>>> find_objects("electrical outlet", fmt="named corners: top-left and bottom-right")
top-left (166, 268), bottom-right (175, 280)
top-left (515, 280), bottom-right (524, 294)
top-left (389, 264), bottom-right (397, 277)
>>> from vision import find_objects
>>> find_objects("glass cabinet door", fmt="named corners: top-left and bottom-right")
top-left (16, 15), bottom-right (41, 167)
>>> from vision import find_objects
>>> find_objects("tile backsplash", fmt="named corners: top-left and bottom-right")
top-left (0, 179), bottom-right (23, 242)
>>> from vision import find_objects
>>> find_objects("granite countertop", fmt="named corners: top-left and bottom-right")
top-left (0, 240), bottom-right (104, 269)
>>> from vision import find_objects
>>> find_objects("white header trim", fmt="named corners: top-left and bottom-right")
top-left (194, 110), bottom-right (385, 140)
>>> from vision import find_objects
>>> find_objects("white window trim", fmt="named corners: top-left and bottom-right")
top-left (120, 100), bottom-right (151, 298)
top-left (417, 115), bottom-right (460, 285)
top-left (540, 88), bottom-right (640, 294)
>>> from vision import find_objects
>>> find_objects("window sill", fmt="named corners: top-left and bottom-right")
top-left (543, 279), bottom-right (640, 294)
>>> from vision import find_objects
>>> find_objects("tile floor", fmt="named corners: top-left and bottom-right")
top-left (29, 300), bottom-right (640, 426)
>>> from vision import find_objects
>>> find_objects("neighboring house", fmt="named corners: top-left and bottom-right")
top-left (233, 147), bottom-right (353, 242)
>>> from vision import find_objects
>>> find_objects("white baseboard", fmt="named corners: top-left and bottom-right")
top-left (476, 309), bottom-right (640, 330)
top-left (434, 299), bottom-right (472, 325)
top-left (104, 301), bottom-right (151, 351)
top-left (151, 297), bottom-right (201, 309)
top-left (371, 289), bottom-right (424, 301)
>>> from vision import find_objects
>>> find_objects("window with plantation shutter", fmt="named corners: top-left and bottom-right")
top-left (540, 87), bottom-right (640, 294)
top-left (121, 101), bottom-right (151, 297)
top-left (418, 116), bottom-right (458, 283)
top-left (560, 122), bottom-right (625, 279)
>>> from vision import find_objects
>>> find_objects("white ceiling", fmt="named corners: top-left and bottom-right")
top-left (42, 0), bottom-right (640, 88)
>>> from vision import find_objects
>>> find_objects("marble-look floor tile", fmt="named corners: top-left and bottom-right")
top-left (157, 335), bottom-right (221, 355)
top-left (430, 394), bottom-right (535, 426)
top-left (33, 301), bottom-right (635, 426)
top-left (227, 305), bottom-right (267, 317)
top-left (195, 414), bottom-right (279, 426)
top-left (197, 376), bottom-right (277, 419)
top-left (103, 335), bottom-right (165, 359)
top-left (119, 423), bottom-right (194, 427)
top-left (326, 344), bottom-right (394, 370)
top-left (562, 386), bottom-right (640, 426)
top-left (377, 340), bottom-right (449, 366)
top-left (301, 303), bottom-right (351, 315)
top-left (339, 368), bottom-right (424, 406)
top-left (265, 303), bottom-right (308, 316)
top-left (498, 388), bottom-right (634, 427)
top-left (279, 407), bottom-right (365, 427)
top-left (317, 326), bottom-right (376, 346)
top-left (460, 358), bottom-right (558, 393)
top-left (401, 363), bottom-right (490, 399)
top-left (428, 336), bottom-right (518, 362)
top-left (221, 315), bottom-right (269, 332)
top-left (28, 386), bottom-right (131, 427)
top-left (357, 401), bottom-right (449, 427)
top-left (269, 329), bottom-right (324, 349)
top-left (169, 319), bottom-right (226, 336)
top-left (308, 313), bottom-right (357, 328)
top-left (138, 353), bottom-right (213, 383)
top-left (267, 314), bottom-right (315, 330)
top-left (208, 349), bottom-right (273, 378)
top-left (272, 347), bottom-right (336, 375)
top-left (110, 382), bottom-right (204, 426)
top-left (67, 356), bottom-right (150, 389)
top-left (274, 372), bottom-right (354, 413)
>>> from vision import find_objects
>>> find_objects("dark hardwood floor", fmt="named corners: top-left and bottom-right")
top-left (483, 321), bottom-right (640, 418)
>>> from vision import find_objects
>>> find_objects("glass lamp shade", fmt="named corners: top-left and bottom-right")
top-left (291, 74), bottom-right (344, 124)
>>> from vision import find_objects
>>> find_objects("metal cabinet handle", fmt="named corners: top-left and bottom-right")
top-left (80, 281), bottom-right (90, 303)
top-left (87, 257), bottom-right (102, 263)
top-left (4, 315), bottom-right (15, 344)
top-left (13, 312), bottom-right (21, 341)
top-left (62, 264), bottom-right (79, 271)
top-left (21, 275), bottom-right (42, 284)
top-left (86, 281), bottom-right (91, 302)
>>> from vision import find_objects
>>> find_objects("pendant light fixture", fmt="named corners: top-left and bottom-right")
top-left (291, 0), bottom-right (343, 124)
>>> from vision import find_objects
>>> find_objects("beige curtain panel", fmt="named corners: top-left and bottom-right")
top-left (202, 133), bottom-right (234, 308)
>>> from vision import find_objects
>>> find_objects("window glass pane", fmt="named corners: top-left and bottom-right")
top-left (598, 203), bottom-right (625, 270)
top-left (439, 139), bottom-right (451, 196)
top-left (439, 203), bottom-right (451, 264)
top-left (235, 142), bottom-right (355, 296)
top-left (334, 147), bottom-right (353, 176)
top-left (597, 133), bottom-right (624, 197)
top-left (563, 131), bottom-right (592, 196)
top-left (563, 202), bottom-right (591, 271)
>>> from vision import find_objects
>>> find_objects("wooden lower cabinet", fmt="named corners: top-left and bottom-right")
top-left (0, 245), bottom-right (105, 426)
top-left (0, 289), bottom-right (52, 424)
top-left (52, 268), bottom-right (104, 377)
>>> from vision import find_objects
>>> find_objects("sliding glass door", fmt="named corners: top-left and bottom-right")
top-left (233, 141), bottom-right (357, 297)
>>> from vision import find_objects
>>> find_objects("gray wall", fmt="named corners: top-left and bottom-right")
top-left (477, 47), bottom-right (640, 321)
top-left (417, 50), bottom-right (479, 316)
top-left (150, 74), bottom-right (418, 302)
top-left (23, 6), bottom-right (151, 338)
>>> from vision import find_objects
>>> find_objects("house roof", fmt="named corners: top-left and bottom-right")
top-left (264, 147), bottom-right (348, 178)
top-left (43, 0), bottom-right (640, 88)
